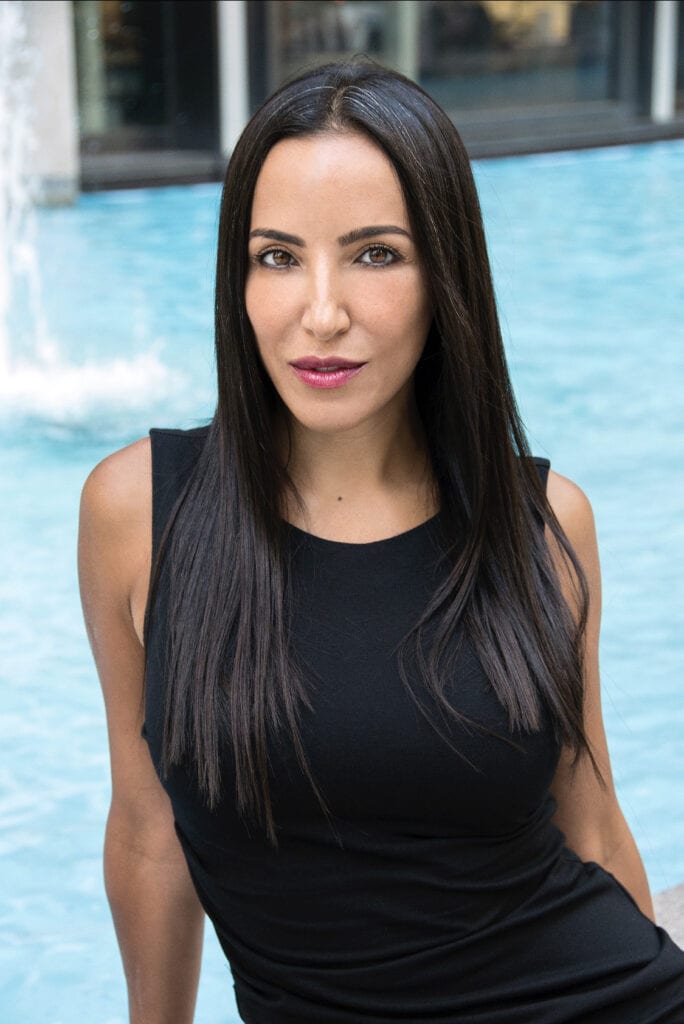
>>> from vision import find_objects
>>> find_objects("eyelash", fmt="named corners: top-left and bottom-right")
top-left (251, 248), bottom-right (293, 270)
top-left (359, 244), bottom-right (402, 267)
top-left (250, 243), bottom-right (402, 270)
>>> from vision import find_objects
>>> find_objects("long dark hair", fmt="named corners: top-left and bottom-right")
top-left (151, 59), bottom-right (597, 843)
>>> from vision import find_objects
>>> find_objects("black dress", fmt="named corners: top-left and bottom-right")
top-left (143, 426), bottom-right (684, 1023)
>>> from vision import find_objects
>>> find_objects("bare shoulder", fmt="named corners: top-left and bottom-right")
top-left (79, 437), bottom-right (152, 644)
top-left (80, 436), bottom-right (151, 530)
top-left (544, 468), bottom-right (601, 617)
top-left (546, 468), bottom-right (597, 553)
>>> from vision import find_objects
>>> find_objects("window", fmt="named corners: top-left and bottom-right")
top-left (73, 1), bottom-right (218, 153)
top-left (419, 0), bottom-right (616, 113)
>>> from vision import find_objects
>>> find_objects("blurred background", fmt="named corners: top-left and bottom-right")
top-left (4, 0), bottom-right (684, 197)
top-left (1, 2), bottom-right (683, 1022)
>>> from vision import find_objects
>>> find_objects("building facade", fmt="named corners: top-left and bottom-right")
top-left (15, 0), bottom-right (684, 199)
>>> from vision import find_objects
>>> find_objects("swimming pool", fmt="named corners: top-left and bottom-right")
top-left (1, 140), bottom-right (682, 1022)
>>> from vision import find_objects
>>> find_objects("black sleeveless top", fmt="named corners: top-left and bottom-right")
top-left (144, 426), bottom-right (684, 1023)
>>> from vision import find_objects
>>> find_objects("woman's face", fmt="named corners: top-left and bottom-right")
top-left (245, 131), bottom-right (432, 437)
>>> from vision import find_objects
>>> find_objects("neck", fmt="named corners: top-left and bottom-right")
top-left (276, 399), bottom-right (438, 534)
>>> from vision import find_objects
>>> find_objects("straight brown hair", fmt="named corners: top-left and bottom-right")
top-left (148, 59), bottom-right (598, 844)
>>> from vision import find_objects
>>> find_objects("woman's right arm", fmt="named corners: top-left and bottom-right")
top-left (78, 439), bottom-right (205, 1024)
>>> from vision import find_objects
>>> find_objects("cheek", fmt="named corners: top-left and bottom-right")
top-left (244, 274), bottom-right (293, 364)
top-left (364, 273), bottom-right (431, 353)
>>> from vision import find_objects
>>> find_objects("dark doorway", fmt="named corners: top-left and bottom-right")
top-left (75, 0), bottom-right (219, 154)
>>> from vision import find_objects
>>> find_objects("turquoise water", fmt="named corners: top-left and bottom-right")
top-left (1, 141), bottom-right (682, 1022)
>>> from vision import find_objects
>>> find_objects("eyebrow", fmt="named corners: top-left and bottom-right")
top-left (248, 225), bottom-right (412, 247)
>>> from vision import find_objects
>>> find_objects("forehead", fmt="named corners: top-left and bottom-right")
top-left (249, 131), bottom-right (409, 228)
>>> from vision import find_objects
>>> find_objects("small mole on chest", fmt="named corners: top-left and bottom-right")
top-left (337, 496), bottom-right (342, 501)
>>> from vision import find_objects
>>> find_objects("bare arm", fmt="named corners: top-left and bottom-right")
top-left (546, 470), bottom-right (655, 921)
top-left (79, 438), bottom-right (205, 1023)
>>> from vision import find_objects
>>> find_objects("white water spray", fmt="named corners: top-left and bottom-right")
top-left (0, 0), bottom-right (38, 377)
top-left (0, 0), bottom-right (183, 434)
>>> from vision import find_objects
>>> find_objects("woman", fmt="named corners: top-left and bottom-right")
top-left (78, 60), bottom-right (684, 1023)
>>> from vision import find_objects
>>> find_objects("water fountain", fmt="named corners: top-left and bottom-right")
top-left (0, 0), bottom-right (183, 436)
top-left (0, 0), bottom-right (41, 379)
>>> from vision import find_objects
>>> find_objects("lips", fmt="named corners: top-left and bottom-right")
top-left (289, 356), bottom-right (366, 370)
top-left (288, 356), bottom-right (366, 390)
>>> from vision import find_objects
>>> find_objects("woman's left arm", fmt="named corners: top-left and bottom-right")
top-left (545, 469), bottom-right (655, 922)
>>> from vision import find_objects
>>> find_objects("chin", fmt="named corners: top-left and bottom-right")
top-left (285, 400), bottom-right (372, 436)
top-left (297, 413), bottom-right (367, 435)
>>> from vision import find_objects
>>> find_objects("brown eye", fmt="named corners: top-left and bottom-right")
top-left (359, 245), bottom-right (399, 267)
top-left (258, 248), bottom-right (294, 269)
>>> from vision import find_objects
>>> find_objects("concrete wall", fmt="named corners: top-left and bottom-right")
top-left (655, 884), bottom-right (684, 949)
top-left (23, 1), bottom-right (80, 204)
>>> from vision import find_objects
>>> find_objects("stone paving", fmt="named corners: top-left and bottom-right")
top-left (654, 884), bottom-right (684, 948)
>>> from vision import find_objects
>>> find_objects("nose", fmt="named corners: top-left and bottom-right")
top-left (300, 263), bottom-right (351, 341)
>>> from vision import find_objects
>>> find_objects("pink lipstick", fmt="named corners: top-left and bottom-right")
top-left (289, 356), bottom-right (366, 390)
